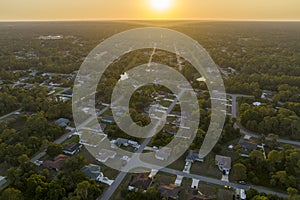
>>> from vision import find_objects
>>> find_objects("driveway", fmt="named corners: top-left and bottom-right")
top-left (175, 175), bottom-right (183, 186)
top-left (191, 179), bottom-right (199, 189)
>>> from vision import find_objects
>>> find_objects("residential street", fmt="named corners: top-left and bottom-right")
top-left (99, 89), bottom-right (186, 200)
top-left (0, 108), bottom-right (22, 120)
top-left (30, 130), bottom-right (74, 163)
top-left (228, 93), bottom-right (300, 147)
top-left (159, 167), bottom-right (288, 199)
top-left (27, 91), bottom-right (298, 200)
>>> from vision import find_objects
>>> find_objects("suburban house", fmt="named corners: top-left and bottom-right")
top-left (215, 155), bottom-right (231, 175)
top-left (128, 174), bottom-right (152, 192)
top-left (116, 138), bottom-right (129, 147)
top-left (238, 135), bottom-right (257, 153)
top-left (79, 130), bottom-right (107, 148)
top-left (155, 147), bottom-right (172, 161)
top-left (96, 149), bottom-right (117, 163)
top-left (81, 164), bottom-right (114, 185)
top-left (115, 138), bottom-right (139, 147)
top-left (81, 164), bottom-right (103, 181)
top-left (101, 116), bottom-right (114, 123)
top-left (188, 188), bottom-right (212, 200)
top-left (158, 184), bottom-right (181, 200)
top-left (55, 118), bottom-right (70, 127)
top-left (43, 154), bottom-right (69, 171)
top-left (128, 140), bottom-right (139, 147)
top-left (62, 142), bottom-right (82, 155)
top-left (186, 150), bottom-right (204, 163)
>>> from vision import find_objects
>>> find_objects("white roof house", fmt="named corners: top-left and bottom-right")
top-left (155, 147), bottom-right (172, 161)
top-left (96, 149), bottom-right (117, 163)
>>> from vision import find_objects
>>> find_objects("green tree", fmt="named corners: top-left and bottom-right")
top-left (233, 163), bottom-right (247, 180)
top-left (25, 174), bottom-right (48, 200)
top-left (0, 188), bottom-right (24, 200)
top-left (63, 156), bottom-right (88, 172)
top-left (251, 195), bottom-right (269, 200)
top-left (246, 188), bottom-right (259, 199)
top-left (46, 143), bottom-right (62, 158)
top-left (145, 186), bottom-right (161, 200)
top-left (46, 180), bottom-right (66, 200)
top-left (75, 181), bottom-right (90, 200)
top-left (249, 150), bottom-right (265, 164)
top-left (287, 187), bottom-right (299, 200)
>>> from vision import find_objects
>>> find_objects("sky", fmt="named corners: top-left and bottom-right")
top-left (0, 0), bottom-right (300, 21)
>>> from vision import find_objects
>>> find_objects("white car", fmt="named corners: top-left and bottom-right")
top-left (33, 160), bottom-right (43, 166)
top-left (121, 156), bottom-right (129, 161)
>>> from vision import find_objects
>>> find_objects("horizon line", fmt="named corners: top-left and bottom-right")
top-left (0, 18), bottom-right (300, 23)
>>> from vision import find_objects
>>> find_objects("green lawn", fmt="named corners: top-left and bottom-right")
top-left (153, 171), bottom-right (176, 185)
top-left (190, 153), bottom-right (221, 179)
top-left (167, 154), bottom-right (186, 171)
top-left (198, 182), bottom-right (234, 200)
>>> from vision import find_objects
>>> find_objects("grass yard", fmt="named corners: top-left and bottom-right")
top-left (167, 154), bottom-right (186, 171)
top-left (153, 171), bottom-right (176, 185)
top-left (190, 153), bottom-right (221, 179)
top-left (198, 182), bottom-right (234, 200)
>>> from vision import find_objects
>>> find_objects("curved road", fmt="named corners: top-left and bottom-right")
top-left (228, 93), bottom-right (300, 147)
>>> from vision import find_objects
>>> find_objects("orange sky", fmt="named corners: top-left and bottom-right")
top-left (0, 0), bottom-right (300, 21)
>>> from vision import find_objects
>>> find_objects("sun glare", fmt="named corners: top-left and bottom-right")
top-left (150, 0), bottom-right (172, 12)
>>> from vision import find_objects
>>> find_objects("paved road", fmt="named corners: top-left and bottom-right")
top-left (235, 122), bottom-right (300, 147)
top-left (227, 93), bottom-right (254, 118)
top-left (160, 167), bottom-right (288, 199)
top-left (100, 159), bottom-right (289, 199)
top-left (97, 171), bottom-right (127, 200)
top-left (77, 96), bottom-right (123, 131)
top-left (30, 130), bottom-right (74, 163)
top-left (0, 108), bottom-right (22, 120)
top-left (99, 92), bottom-right (295, 199)
top-left (228, 93), bottom-right (300, 147)
top-left (99, 89), bottom-right (186, 200)
top-left (30, 97), bottom-right (117, 163)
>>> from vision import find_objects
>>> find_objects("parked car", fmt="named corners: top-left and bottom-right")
top-left (33, 160), bottom-right (43, 166)
top-left (238, 180), bottom-right (246, 185)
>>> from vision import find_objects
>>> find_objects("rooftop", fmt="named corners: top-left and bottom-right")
top-left (63, 142), bottom-right (82, 154)
top-left (96, 149), bottom-right (116, 162)
top-left (55, 118), bottom-right (70, 127)
top-left (129, 174), bottom-right (152, 190)
top-left (155, 147), bottom-right (172, 160)
top-left (43, 154), bottom-right (69, 170)
top-left (215, 155), bottom-right (231, 169)
top-left (81, 164), bottom-right (102, 180)
top-left (188, 188), bottom-right (212, 200)
top-left (158, 184), bottom-right (181, 199)
top-left (186, 150), bottom-right (204, 162)
top-left (238, 138), bottom-right (257, 152)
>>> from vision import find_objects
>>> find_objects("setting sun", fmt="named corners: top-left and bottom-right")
top-left (150, 0), bottom-right (173, 12)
